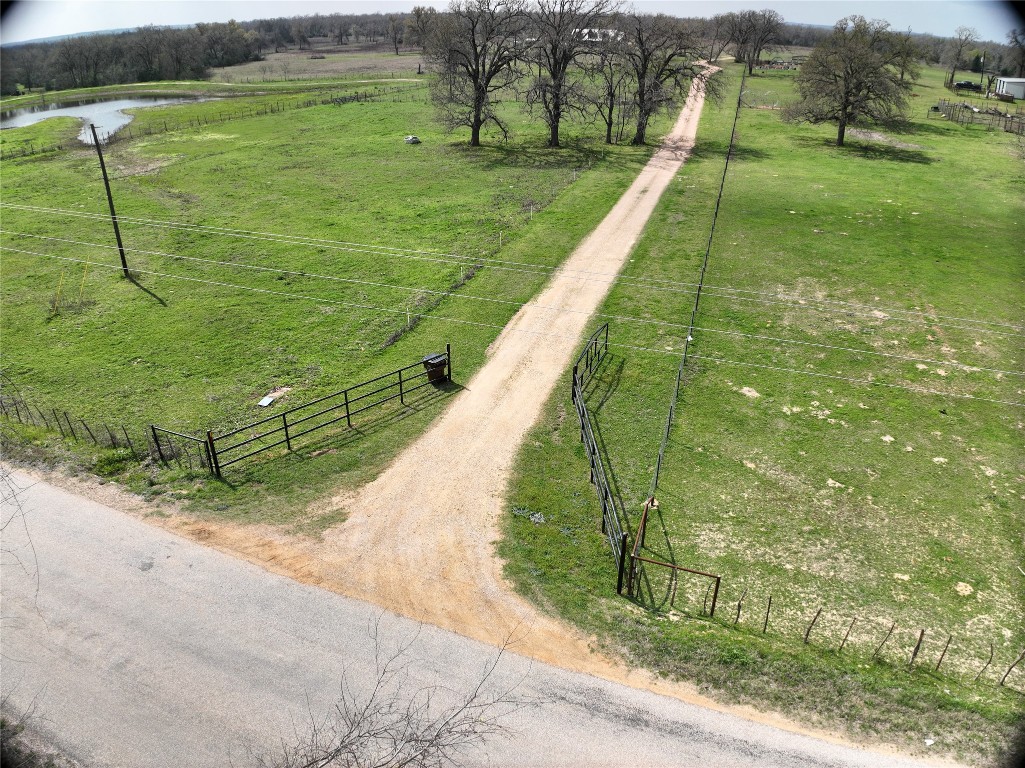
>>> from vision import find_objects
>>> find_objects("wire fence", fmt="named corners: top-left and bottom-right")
top-left (931, 98), bottom-right (1025, 134)
top-left (0, 83), bottom-right (424, 161)
top-left (648, 69), bottom-right (746, 499)
top-left (570, 324), bottom-right (1024, 691)
top-left (0, 390), bottom-right (211, 468)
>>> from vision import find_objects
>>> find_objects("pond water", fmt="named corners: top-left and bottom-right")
top-left (0, 95), bottom-right (208, 144)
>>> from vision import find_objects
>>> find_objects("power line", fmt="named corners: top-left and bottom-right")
top-left (687, 354), bottom-right (1025, 408)
top-left (8, 230), bottom-right (1020, 379)
top-left (4, 244), bottom-right (1021, 409)
top-left (4, 201), bottom-right (1021, 336)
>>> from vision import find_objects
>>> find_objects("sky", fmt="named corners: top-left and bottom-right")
top-left (0, 0), bottom-right (1021, 45)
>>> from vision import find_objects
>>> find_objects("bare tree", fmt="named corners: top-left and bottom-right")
top-left (583, 28), bottom-right (634, 144)
top-left (783, 16), bottom-right (914, 146)
top-left (407, 6), bottom-right (438, 53)
top-left (426, 0), bottom-right (531, 146)
top-left (387, 15), bottom-right (405, 55)
top-left (730, 9), bottom-right (784, 74)
top-left (525, 0), bottom-right (620, 148)
top-left (702, 13), bottom-right (732, 63)
top-left (945, 25), bottom-right (978, 85)
top-left (255, 623), bottom-right (534, 768)
top-left (1008, 29), bottom-right (1025, 77)
top-left (618, 12), bottom-right (704, 145)
top-left (889, 28), bottom-right (923, 83)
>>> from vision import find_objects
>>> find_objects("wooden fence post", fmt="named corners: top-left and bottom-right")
top-left (976, 643), bottom-right (994, 682)
top-left (875, 622), bottom-right (897, 657)
top-left (839, 617), bottom-right (857, 652)
top-left (709, 576), bottom-right (721, 618)
top-left (734, 589), bottom-right (747, 626)
top-left (804, 607), bottom-right (822, 644)
top-left (1000, 649), bottom-right (1025, 686)
top-left (935, 635), bottom-right (952, 672)
top-left (909, 629), bottom-right (925, 667)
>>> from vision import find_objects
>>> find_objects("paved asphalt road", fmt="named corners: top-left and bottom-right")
top-left (1, 470), bottom-right (953, 767)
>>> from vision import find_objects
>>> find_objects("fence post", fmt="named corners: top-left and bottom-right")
top-left (398, 368), bottom-right (404, 404)
top-left (709, 576), bottom-right (721, 618)
top-left (206, 431), bottom-right (221, 477)
top-left (446, 342), bottom-right (452, 382)
top-left (151, 426), bottom-right (166, 463)
top-left (283, 414), bottom-right (291, 450)
top-left (571, 365), bottom-right (578, 402)
top-left (53, 409), bottom-right (66, 437)
top-left (80, 420), bottom-right (98, 444)
top-left (616, 531), bottom-right (628, 594)
top-left (122, 426), bottom-right (136, 457)
top-left (64, 412), bottom-right (78, 440)
top-left (909, 629), bottom-right (925, 667)
top-left (344, 389), bottom-right (351, 428)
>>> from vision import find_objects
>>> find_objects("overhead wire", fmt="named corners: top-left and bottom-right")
top-left (6, 230), bottom-right (1022, 379)
top-left (6, 245), bottom-right (1022, 410)
top-left (3, 201), bottom-right (1021, 336)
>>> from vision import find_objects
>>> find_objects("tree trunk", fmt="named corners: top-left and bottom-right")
top-left (632, 111), bottom-right (649, 145)
top-left (836, 117), bottom-right (846, 146)
top-left (470, 119), bottom-right (482, 146)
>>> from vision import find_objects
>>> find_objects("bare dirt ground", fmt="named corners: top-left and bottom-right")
top-left (16, 69), bottom-right (941, 754)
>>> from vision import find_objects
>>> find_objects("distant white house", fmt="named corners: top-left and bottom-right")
top-left (994, 77), bottom-right (1025, 100)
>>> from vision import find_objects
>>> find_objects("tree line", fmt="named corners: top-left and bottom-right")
top-left (3, 0), bottom-right (1023, 150)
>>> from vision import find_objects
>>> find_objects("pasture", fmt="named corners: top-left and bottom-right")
top-left (0, 71), bottom-right (662, 520)
top-left (504, 63), bottom-right (1024, 761)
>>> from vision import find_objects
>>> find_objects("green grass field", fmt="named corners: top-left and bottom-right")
top-left (503, 64), bottom-right (1024, 763)
top-left (2, 54), bottom-right (1022, 762)
top-left (0, 70), bottom-right (664, 522)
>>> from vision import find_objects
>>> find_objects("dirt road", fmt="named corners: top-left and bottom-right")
top-left (315, 76), bottom-right (710, 660)
top-left (164, 72), bottom-right (728, 693)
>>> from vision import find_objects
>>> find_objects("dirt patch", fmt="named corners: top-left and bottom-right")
top-left (847, 128), bottom-right (923, 150)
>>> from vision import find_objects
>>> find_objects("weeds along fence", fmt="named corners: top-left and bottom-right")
top-left (931, 99), bottom-right (1025, 134)
top-left (0, 83), bottom-right (425, 161)
top-left (0, 346), bottom-right (450, 477)
top-left (568, 327), bottom-right (1023, 690)
top-left (571, 323), bottom-right (629, 593)
top-left (628, 498), bottom-right (723, 618)
top-left (0, 391), bottom-right (212, 471)
top-left (198, 346), bottom-right (451, 476)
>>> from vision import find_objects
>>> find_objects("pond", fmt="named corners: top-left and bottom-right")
top-left (0, 95), bottom-right (211, 144)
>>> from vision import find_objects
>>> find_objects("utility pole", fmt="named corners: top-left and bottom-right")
top-left (89, 124), bottom-right (130, 278)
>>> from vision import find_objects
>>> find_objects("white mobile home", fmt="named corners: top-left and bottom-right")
top-left (994, 77), bottom-right (1025, 100)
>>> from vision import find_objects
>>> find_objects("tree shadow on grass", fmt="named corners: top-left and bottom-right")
top-left (793, 135), bottom-right (935, 164)
top-left (845, 141), bottom-right (936, 164)
top-left (691, 138), bottom-right (770, 163)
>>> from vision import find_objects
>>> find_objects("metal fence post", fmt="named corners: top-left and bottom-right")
top-left (344, 389), bottom-right (351, 428)
top-left (206, 431), bottom-right (220, 477)
top-left (709, 576), bottom-right (721, 618)
top-left (283, 414), bottom-right (291, 450)
top-left (398, 368), bottom-right (404, 404)
top-left (616, 532), bottom-right (628, 594)
top-left (151, 426), bottom-right (166, 463)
